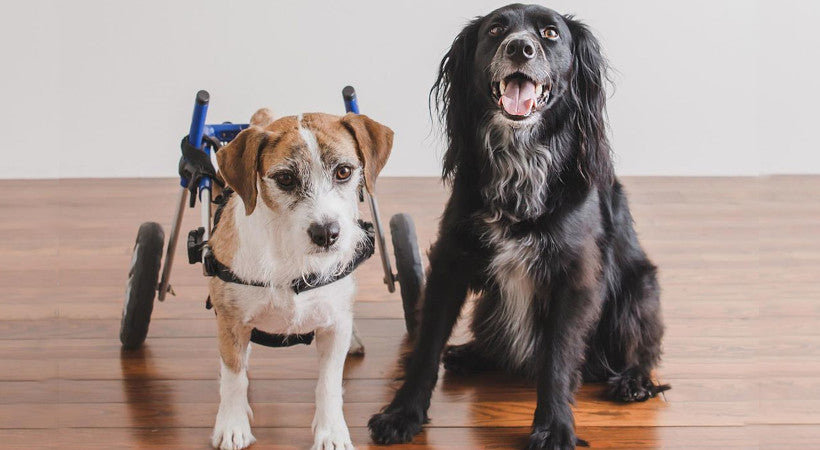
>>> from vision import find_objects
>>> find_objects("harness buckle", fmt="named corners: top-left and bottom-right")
top-left (187, 227), bottom-right (206, 264)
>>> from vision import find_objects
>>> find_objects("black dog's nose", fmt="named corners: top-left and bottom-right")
top-left (505, 38), bottom-right (536, 63)
top-left (308, 221), bottom-right (340, 248)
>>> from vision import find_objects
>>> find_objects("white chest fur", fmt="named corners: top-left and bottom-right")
top-left (224, 276), bottom-right (355, 335)
top-left (483, 222), bottom-right (540, 366)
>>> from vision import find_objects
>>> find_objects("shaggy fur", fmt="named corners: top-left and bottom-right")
top-left (368, 4), bottom-right (668, 449)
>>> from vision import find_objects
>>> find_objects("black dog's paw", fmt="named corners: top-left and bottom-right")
top-left (368, 408), bottom-right (424, 444)
top-left (442, 343), bottom-right (491, 375)
top-left (608, 370), bottom-right (670, 403)
top-left (527, 423), bottom-right (586, 450)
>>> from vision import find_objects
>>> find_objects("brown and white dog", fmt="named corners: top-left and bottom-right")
top-left (208, 111), bottom-right (393, 450)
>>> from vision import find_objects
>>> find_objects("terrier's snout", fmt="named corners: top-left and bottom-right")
top-left (308, 221), bottom-right (340, 248)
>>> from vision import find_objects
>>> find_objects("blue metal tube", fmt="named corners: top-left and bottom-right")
top-left (342, 85), bottom-right (359, 114)
top-left (183, 90), bottom-right (211, 191)
top-left (188, 90), bottom-right (210, 148)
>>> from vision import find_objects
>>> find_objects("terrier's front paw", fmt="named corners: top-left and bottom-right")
top-left (312, 424), bottom-right (354, 450)
top-left (212, 414), bottom-right (255, 450)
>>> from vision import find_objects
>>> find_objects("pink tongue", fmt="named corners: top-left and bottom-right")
top-left (501, 79), bottom-right (537, 116)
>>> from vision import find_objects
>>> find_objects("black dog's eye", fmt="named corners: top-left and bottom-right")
top-left (542, 27), bottom-right (559, 40)
top-left (271, 171), bottom-right (297, 190)
top-left (334, 165), bottom-right (353, 182)
top-left (489, 24), bottom-right (505, 36)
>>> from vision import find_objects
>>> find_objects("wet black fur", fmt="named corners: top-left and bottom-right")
top-left (369, 5), bottom-right (668, 449)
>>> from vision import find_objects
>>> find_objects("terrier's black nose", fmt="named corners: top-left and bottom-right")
top-left (307, 221), bottom-right (340, 248)
top-left (505, 38), bottom-right (536, 63)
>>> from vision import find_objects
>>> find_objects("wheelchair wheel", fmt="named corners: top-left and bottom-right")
top-left (389, 213), bottom-right (424, 338)
top-left (120, 222), bottom-right (164, 350)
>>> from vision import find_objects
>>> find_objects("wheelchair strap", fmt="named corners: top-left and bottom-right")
top-left (179, 135), bottom-right (224, 207)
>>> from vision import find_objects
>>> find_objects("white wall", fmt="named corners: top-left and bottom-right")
top-left (1, 0), bottom-right (816, 179)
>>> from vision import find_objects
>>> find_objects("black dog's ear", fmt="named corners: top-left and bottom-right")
top-left (431, 17), bottom-right (483, 180)
top-left (565, 16), bottom-right (614, 187)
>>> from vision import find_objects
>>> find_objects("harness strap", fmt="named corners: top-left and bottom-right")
top-left (203, 223), bottom-right (375, 293)
top-left (178, 135), bottom-right (224, 207)
top-left (251, 329), bottom-right (314, 347)
top-left (205, 296), bottom-right (314, 347)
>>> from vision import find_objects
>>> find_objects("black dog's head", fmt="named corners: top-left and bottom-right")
top-left (433, 4), bottom-right (612, 187)
top-left (480, 5), bottom-right (573, 122)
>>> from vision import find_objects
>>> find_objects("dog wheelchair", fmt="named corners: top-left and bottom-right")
top-left (120, 87), bottom-right (424, 350)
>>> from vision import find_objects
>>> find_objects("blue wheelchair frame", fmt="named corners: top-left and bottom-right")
top-left (156, 87), bottom-right (396, 301)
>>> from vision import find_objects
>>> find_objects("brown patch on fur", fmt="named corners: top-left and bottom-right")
top-left (209, 199), bottom-right (238, 266)
top-left (250, 108), bottom-right (275, 128)
top-left (216, 128), bottom-right (266, 215)
top-left (209, 278), bottom-right (252, 372)
top-left (340, 113), bottom-right (394, 193)
top-left (216, 116), bottom-right (299, 215)
top-left (301, 113), bottom-right (362, 162)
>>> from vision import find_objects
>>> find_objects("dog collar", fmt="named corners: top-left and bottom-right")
top-left (202, 221), bottom-right (375, 294)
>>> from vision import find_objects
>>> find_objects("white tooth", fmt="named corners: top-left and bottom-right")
top-left (500, 79), bottom-right (507, 95)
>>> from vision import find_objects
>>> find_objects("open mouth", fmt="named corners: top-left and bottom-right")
top-left (491, 72), bottom-right (551, 119)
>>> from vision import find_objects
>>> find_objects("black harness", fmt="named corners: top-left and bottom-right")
top-left (187, 188), bottom-right (375, 348)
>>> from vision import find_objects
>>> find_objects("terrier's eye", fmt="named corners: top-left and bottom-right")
top-left (489, 24), bottom-right (505, 36)
top-left (542, 27), bottom-right (559, 40)
top-left (335, 165), bottom-right (353, 182)
top-left (271, 171), bottom-right (297, 190)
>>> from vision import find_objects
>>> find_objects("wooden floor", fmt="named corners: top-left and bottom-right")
top-left (0, 176), bottom-right (818, 449)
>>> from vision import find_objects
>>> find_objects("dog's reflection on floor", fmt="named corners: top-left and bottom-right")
top-left (119, 346), bottom-right (179, 445)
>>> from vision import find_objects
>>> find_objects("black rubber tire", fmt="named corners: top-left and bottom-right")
top-left (390, 213), bottom-right (424, 338)
top-left (120, 222), bottom-right (164, 350)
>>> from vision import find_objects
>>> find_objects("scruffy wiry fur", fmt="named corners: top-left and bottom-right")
top-left (369, 4), bottom-right (668, 449)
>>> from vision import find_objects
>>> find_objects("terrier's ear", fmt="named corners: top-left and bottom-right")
top-left (250, 108), bottom-right (275, 128)
top-left (216, 128), bottom-right (268, 215)
top-left (341, 113), bottom-right (393, 194)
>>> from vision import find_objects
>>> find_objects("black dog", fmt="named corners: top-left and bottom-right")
top-left (369, 4), bottom-right (668, 449)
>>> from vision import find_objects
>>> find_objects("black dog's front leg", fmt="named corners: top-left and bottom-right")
top-left (528, 284), bottom-right (600, 450)
top-left (369, 233), bottom-right (478, 444)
